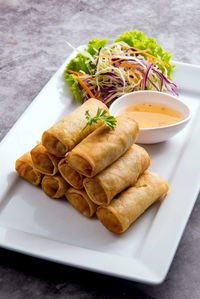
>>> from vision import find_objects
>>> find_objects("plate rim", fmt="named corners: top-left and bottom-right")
top-left (0, 51), bottom-right (200, 285)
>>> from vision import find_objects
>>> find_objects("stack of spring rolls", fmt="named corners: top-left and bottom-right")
top-left (15, 98), bottom-right (169, 234)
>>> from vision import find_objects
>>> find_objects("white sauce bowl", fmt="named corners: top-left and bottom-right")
top-left (109, 91), bottom-right (191, 144)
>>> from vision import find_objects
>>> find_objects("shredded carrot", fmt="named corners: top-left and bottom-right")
top-left (119, 46), bottom-right (150, 54)
top-left (75, 76), bottom-right (96, 98)
top-left (67, 69), bottom-right (94, 80)
top-left (120, 45), bottom-right (169, 67)
top-left (94, 90), bottom-right (99, 98)
top-left (99, 49), bottom-right (149, 59)
top-left (132, 72), bottom-right (145, 87)
top-left (109, 58), bottom-right (124, 65)
top-left (115, 64), bottom-right (141, 69)
top-left (67, 69), bottom-right (85, 76)
top-left (98, 54), bottom-right (128, 58)
top-left (109, 50), bottom-right (150, 66)
top-left (135, 78), bottom-right (143, 87)
top-left (145, 52), bottom-right (169, 66)
top-left (129, 70), bottom-right (139, 83)
top-left (147, 56), bottom-right (152, 64)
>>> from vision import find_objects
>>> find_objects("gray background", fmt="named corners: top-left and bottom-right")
top-left (0, 0), bottom-right (200, 298)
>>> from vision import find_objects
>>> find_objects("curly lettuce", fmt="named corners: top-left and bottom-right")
top-left (64, 39), bottom-right (108, 102)
top-left (64, 31), bottom-right (175, 103)
top-left (115, 31), bottom-right (173, 79)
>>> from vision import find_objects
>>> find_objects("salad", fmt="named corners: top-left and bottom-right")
top-left (64, 30), bottom-right (178, 105)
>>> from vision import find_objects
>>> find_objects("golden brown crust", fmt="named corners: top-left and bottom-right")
top-left (97, 171), bottom-right (169, 233)
top-left (41, 174), bottom-right (69, 199)
top-left (66, 113), bottom-right (139, 177)
top-left (84, 144), bottom-right (150, 205)
top-left (84, 177), bottom-right (107, 205)
top-left (96, 207), bottom-right (123, 233)
top-left (58, 158), bottom-right (84, 189)
top-left (41, 99), bottom-right (109, 157)
top-left (66, 188), bottom-right (97, 217)
top-left (42, 132), bottom-right (66, 157)
top-left (31, 143), bottom-right (60, 176)
top-left (15, 152), bottom-right (42, 186)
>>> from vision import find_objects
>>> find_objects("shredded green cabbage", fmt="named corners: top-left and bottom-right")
top-left (64, 30), bottom-right (177, 104)
top-left (115, 31), bottom-right (173, 79)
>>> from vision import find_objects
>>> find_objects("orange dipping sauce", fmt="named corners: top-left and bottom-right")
top-left (124, 102), bottom-right (184, 128)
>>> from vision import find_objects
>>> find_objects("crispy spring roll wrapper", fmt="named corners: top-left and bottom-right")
top-left (84, 144), bottom-right (150, 205)
top-left (66, 188), bottom-right (97, 218)
top-left (31, 144), bottom-right (60, 176)
top-left (97, 171), bottom-right (169, 234)
top-left (15, 152), bottom-right (42, 185)
top-left (42, 99), bottom-right (109, 157)
top-left (41, 174), bottom-right (69, 199)
top-left (58, 158), bottom-right (84, 189)
top-left (66, 113), bottom-right (139, 178)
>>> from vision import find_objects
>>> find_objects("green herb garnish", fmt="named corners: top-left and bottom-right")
top-left (83, 108), bottom-right (117, 131)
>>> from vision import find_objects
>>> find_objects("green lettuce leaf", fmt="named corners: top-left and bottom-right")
top-left (114, 30), bottom-right (174, 79)
top-left (87, 38), bottom-right (108, 56)
top-left (64, 38), bottom-right (108, 102)
top-left (65, 74), bottom-right (82, 103)
top-left (64, 32), bottom-right (175, 102)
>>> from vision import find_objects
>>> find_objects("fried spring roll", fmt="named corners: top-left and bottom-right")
top-left (42, 99), bottom-right (109, 157)
top-left (41, 174), bottom-right (69, 199)
top-left (15, 152), bottom-right (42, 185)
top-left (58, 158), bottom-right (84, 189)
top-left (84, 144), bottom-right (150, 205)
top-left (31, 144), bottom-right (60, 176)
top-left (66, 188), bottom-right (97, 217)
top-left (66, 113), bottom-right (139, 177)
top-left (97, 171), bottom-right (169, 233)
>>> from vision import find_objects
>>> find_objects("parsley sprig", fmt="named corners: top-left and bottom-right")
top-left (83, 108), bottom-right (117, 131)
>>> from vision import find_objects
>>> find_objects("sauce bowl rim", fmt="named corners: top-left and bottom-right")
top-left (109, 90), bottom-right (191, 131)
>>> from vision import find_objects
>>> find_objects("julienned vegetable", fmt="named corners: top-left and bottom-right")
top-left (64, 31), bottom-right (178, 105)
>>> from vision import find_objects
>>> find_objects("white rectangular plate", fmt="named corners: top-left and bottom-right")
top-left (0, 49), bottom-right (200, 284)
